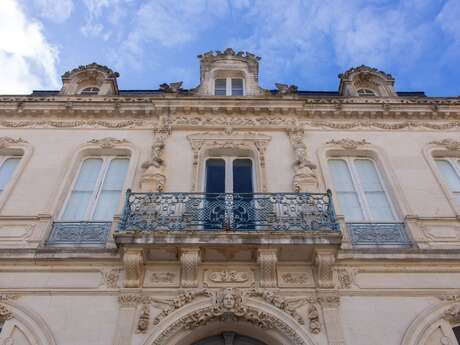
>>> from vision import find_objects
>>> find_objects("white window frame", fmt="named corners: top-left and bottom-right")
top-left (203, 156), bottom-right (255, 193)
top-left (329, 157), bottom-right (398, 222)
top-left (214, 77), bottom-right (245, 96)
top-left (434, 157), bottom-right (460, 198)
top-left (0, 155), bottom-right (21, 192)
top-left (59, 155), bottom-right (129, 221)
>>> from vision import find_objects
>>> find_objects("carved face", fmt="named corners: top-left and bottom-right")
top-left (222, 292), bottom-right (235, 309)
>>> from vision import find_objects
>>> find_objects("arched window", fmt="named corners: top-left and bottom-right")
top-left (79, 87), bottom-right (100, 96)
top-left (357, 88), bottom-right (377, 97)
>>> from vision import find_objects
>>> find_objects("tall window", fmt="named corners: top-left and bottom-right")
top-left (61, 157), bottom-right (129, 221)
top-left (214, 78), bottom-right (244, 96)
top-left (328, 158), bottom-right (396, 222)
top-left (205, 158), bottom-right (253, 193)
top-left (0, 157), bottom-right (20, 193)
top-left (435, 158), bottom-right (460, 203)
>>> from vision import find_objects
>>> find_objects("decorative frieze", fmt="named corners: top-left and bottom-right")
top-left (430, 138), bottom-right (460, 150)
top-left (102, 268), bottom-right (121, 289)
top-left (326, 138), bottom-right (371, 149)
top-left (87, 137), bottom-right (129, 148)
top-left (0, 136), bottom-right (27, 149)
top-left (277, 266), bottom-right (315, 288)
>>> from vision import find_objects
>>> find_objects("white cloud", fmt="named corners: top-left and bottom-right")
top-left (31, 0), bottom-right (73, 23)
top-left (437, 0), bottom-right (460, 42)
top-left (0, 0), bottom-right (60, 94)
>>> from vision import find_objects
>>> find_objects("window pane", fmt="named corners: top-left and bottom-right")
top-left (215, 79), bottom-right (226, 96)
top-left (354, 159), bottom-right (384, 192)
top-left (231, 78), bottom-right (243, 96)
top-left (93, 159), bottom-right (129, 221)
top-left (366, 191), bottom-right (395, 221)
top-left (328, 159), bottom-right (364, 221)
top-left (61, 158), bottom-right (102, 221)
top-left (0, 158), bottom-right (20, 191)
top-left (205, 159), bottom-right (225, 193)
top-left (453, 326), bottom-right (460, 344)
top-left (436, 159), bottom-right (460, 192)
top-left (233, 159), bottom-right (253, 193)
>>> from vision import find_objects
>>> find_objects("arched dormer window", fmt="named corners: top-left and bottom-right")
top-left (79, 87), bottom-right (100, 96)
top-left (357, 88), bottom-right (377, 97)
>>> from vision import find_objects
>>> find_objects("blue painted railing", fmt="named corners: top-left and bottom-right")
top-left (47, 221), bottom-right (112, 245)
top-left (117, 190), bottom-right (338, 233)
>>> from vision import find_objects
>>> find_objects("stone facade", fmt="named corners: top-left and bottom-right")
top-left (0, 50), bottom-right (459, 345)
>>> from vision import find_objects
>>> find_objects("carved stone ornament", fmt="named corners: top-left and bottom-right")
top-left (208, 270), bottom-right (250, 283)
top-left (136, 304), bottom-right (150, 334)
top-left (0, 136), bottom-right (27, 149)
top-left (180, 248), bottom-right (201, 288)
top-left (159, 82), bottom-right (183, 93)
top-left (275, 83), bottom-right (298, 95)
top-left (315, 250), bottom-right (336, 289)
top-left (150, 272), bottom-right (175, 283)
top-left (307, 305), bottom-right (321, 334)
top-left (122, 248), bottom-right (144, 288)
top-left (141, 131), bottom-right (168, 192)
top-left (0, 303), bottom-right (13, 321)
top-left (430, 139), bottom-right (460, 151)
top-left (443, 304), bottom-right (460, 324)
top-left (102, 268), bottom-right (121, 288)
top-left (257, 249), bottom-right (277, 288)
top-left (187, 130), bottom-right (271, 192)
top-left (326, 138), bottom-right (371, 150)
top-left (288, 129), bottom-right (318, 192)
top-left (87, 137), bottom-right (129, 149)
top-left (336, 268), bottom-right (352, 289)
top-left (281, 273), bottom-right (310, 285)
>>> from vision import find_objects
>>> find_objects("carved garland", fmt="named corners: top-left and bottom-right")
top-left (87, 137), bottom-right (129, 149)
top-left (326, 138), bottom-right (371, 150)
top-left (187, 130), bottom-right (271, 192)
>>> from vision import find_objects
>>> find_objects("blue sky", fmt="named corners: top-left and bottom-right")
top-left (1, 0), bottom-right (459, 96)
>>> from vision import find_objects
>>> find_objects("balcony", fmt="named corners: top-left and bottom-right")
top-left (114, 190), bottom-right (340, 247)
top-left (347, 222), bottom-right (411, 246)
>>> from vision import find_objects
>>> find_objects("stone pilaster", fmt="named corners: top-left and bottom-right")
top-left (113, 293), bottom-right (140, 345)
top-left (319, 293), bottom-right (346, 345)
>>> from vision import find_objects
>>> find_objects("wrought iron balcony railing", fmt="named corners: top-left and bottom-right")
top-left (47, 221), bottom-right (112, 245)
top-left (117, 190), bottom-right (338, 233)
top-left (347, 222), bottom-right (410, 246)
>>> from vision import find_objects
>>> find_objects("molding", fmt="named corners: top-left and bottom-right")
top-left (430, 138), bottom-right (460, 151)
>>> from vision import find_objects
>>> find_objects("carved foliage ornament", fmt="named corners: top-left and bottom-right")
top-left (326, 138), bottom-right (371, 150)
top-left (430, 139), bottom-right (460, 151)
top-left (87, 137), bottom-right (129, 149)
top-left (0, 303), bottom-right (13, 321)
top-left (208, 270), bottom-right (249, 283)
top-left (0, 137), bottom-right (27, 149)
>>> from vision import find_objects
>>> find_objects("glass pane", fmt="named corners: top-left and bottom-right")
top-left (73, 159), bottom-right (103, 191)
top-left (355, 159), bottom-right (384, 192)
top-left (337, 192), bottom-right (364, 221)
top-left (436, 160), bottom-right (460, 192)
top-left (328, 159), bottom-right (355, 192)
top-left (231, 78), bottom-right (243, 96)
top-left (215, 79), bottom-right (226, 96)
top-left (93, 159), bottom-right (129, 220)
top-left (61, 159), bottom-right (102, 220)
top-left (205, 159), bottom-right (225, 193)
top-left (0, 158), bottom-right (20, 191)
top-left (233, 159), bottom-right (253, 193)
top-left (366, 191), bottom-right (395, 221)
top-left (453, 326), bottom-right (460, 344)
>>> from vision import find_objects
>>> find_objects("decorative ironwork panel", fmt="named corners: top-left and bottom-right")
top-left (47, 222), bottom-right (112, 245)
top-left (347, 222), bottom-right (410, 246)
top-left (118, 190), bottom-right (338, 232)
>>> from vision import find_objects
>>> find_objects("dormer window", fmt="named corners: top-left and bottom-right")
top-left (214, 78), bottom-right (244, 96)
top-left (357, 88), bottom-right (377, 97)
top-left (80, 87), bottom-right (100, 96)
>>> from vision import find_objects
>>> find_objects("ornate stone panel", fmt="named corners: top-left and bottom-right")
top-left (277, 266), bottom-right (315, 288)
top-left (203, 267), bottom-right (254, 287)
top-left (144, 266), bottom-right (180, 288)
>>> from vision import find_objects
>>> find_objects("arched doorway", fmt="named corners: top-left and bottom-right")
top-left (193, 332), bottom-right (267, 345)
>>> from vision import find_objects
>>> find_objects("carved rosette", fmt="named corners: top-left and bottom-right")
top-left (314, 250), bottom-right (336, 289)
top-left (122, 248), bottom-right (144, 288)
top-left (257, 249), bottom-right (277, 288)
top-left (180, 248), bottom-right (201, 288)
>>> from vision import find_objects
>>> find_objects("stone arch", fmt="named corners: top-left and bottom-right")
top-left (143, 298), bottom-right (317, 345)
top-left (401, 301), bottom-right (460, 345)
top-left (0, 300), bottom-right (57, 345)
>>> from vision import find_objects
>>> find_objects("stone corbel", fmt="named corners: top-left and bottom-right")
top-left (180, 248), bottom-right (201, 288)
top-left (122, 248), bottom-right (144, 288)
top-left (257, 248), bottom-right (278, 288)
top-left (314, 249), bottom-right (336, 289)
